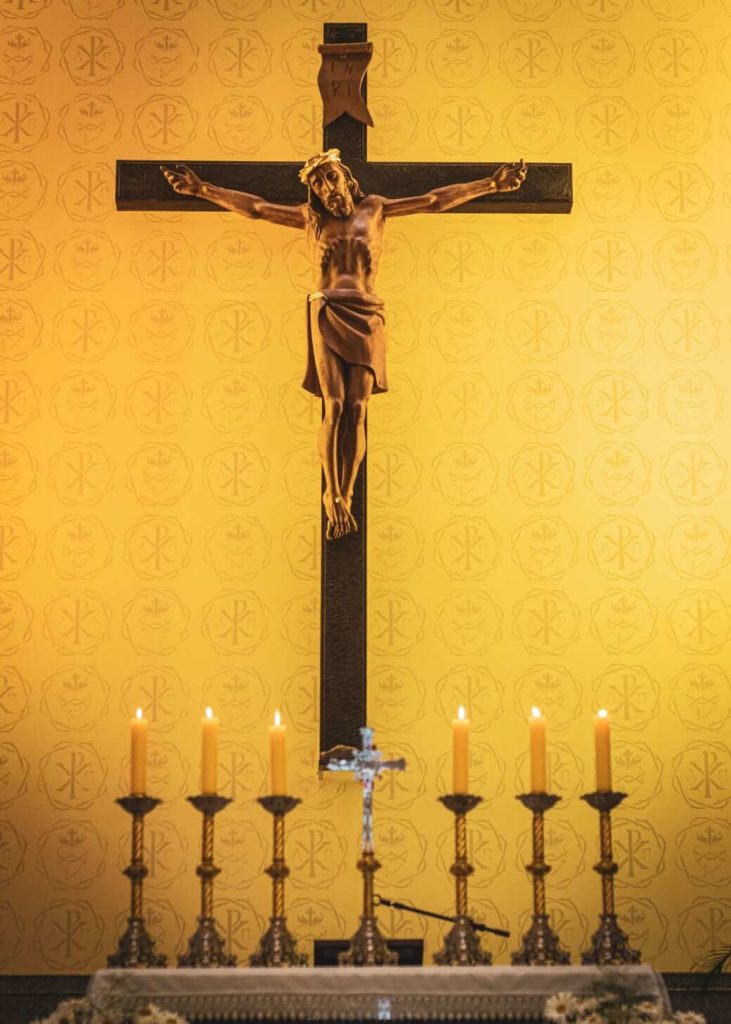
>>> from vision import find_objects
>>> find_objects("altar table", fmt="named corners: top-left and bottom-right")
top-left (88, 964), bottom-right (671, 1022)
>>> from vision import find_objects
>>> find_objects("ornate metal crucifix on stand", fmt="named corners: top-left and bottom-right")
top-left (324, 727), bottom-right (406, 965)
top-left (116, 23), bottom-right (572, 757)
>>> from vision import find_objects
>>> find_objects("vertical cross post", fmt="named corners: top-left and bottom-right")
top-left (319, 22), bottom-right (369, 754)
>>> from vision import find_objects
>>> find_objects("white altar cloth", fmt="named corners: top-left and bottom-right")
top-left (88, 965), bottom-right (671, 1021)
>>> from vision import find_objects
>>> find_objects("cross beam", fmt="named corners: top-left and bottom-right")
top-left (116, 22), bottom-right (572, 756)
top-left (116, 159), bottom-right (571, 214)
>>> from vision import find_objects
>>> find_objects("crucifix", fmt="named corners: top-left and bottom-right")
top-left (324, 726), bottom-right (406, 965)
top-left (116, 22), bottom-right (572, 755)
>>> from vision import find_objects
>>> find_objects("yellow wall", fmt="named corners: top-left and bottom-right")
top-left (1, 0), bottom-right (730, 973)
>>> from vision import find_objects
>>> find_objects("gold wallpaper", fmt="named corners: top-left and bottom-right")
top-left (0, 0), bottom-right (730, 974)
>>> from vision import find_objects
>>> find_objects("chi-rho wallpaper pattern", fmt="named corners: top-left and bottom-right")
top-left (0, 0), bottom-right (729, 974)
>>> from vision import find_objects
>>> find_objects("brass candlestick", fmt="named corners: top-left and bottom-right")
top-left (581, 790), bottom-right (641, 965)
top-left (179, 794), bottom-right (236, 967)
top-left (434, 793), bottom-right (491, 966)
top-left (108, 794), bottom-right (167, 968)
top-left (511, 792), bottom-right (570, 965)
top-left (250, 795), bottom-right (306, 967)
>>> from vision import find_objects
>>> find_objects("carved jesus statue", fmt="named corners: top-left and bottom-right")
top-left (162, 152), bottom-right (526, 540)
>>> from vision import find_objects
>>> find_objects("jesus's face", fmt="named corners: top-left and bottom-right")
top-left (309, 164), bottom-right (354, 218)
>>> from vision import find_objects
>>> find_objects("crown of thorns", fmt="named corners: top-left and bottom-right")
top-left (299, 149), bottom-right (344, 185)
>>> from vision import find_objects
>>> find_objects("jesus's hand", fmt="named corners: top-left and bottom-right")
top-left (493, 160), bottom-right (527, 192)
top-left (160, 164), bottom-right (204, 196)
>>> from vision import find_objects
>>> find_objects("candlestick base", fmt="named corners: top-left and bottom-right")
top-left (434, 914), bottom-right (492, 967)
top-left (250, 795), bottom-right (306, 967)
top-left (582, 913), bottom-right (642, 966)
top-left (179, 794), bottom-right (236, 968)
top-left (511, 913), bottom-right (570, 966)
top-left (108, 916), bottom-right (167, 969)
top-left (179, 916), bottom-right (236, 969)
top-left (340, 850), bottom-right (397, 966)
top-left (250, 916), bottom-right (307, 968)
top-left (511, 792), bottom-right (570, 966)
top-left (108, 795), bottom-right (166, 969)
top-left (580, 790), bottom-right (641, 966)
top-left (434, 793), bottom-right (491, 967)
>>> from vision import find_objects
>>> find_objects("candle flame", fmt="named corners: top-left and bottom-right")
top-left (135, 707), bottom-right (143, 720)
top-left (274, 709), bottom-right (281, 726)
top-left (531, 706), bottom-right (541, 718)
top-left (597, 708), bottom-right (608, 718)
top-left (457, 705), bottom-right (466, 721)
top-left (205, 706), bottom-right (213, 719)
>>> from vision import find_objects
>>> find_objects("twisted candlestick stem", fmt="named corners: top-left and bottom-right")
top-left (130, 813), bottom-right (145, 919)
top-left (454, 812), bottom-right (468, 918)
top-left (200, 812), bottom-right (216, 920)
top-left (599, 810), bottom-right (615, 916)
top-left (532, 809), bottom-right (546, 918)
top-left (273, 812), bottom-right (286, 920)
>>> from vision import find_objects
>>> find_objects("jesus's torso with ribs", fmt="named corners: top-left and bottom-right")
top-left (311, 195), bottom-right (385, 294)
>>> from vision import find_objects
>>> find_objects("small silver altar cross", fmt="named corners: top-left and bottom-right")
top-left (325, 726), bottom-right (406, 852)
top-left (324, 726), bottom-right (406, 965)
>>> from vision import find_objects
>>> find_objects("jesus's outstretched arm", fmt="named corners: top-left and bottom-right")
top-left (161, 164), bottom-right (306, 229)
top-left (381, 159), bottom-right (527, 218)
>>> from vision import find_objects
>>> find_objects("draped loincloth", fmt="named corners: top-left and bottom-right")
top-left (303, 288), bottom-right (387, 397)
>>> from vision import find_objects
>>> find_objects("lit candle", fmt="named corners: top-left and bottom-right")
top-left (594, 709), bottom-right (612, 792)
top-left (269, 710), bottom-right (286, 795)
top-left (201, 706), bottom-right (219, 795)
top-left (452, 705), bottom-right (470, 794)
top-left (130, 707), bottom-right (148, 795)
top-left (529, 706), bottom-right (547, 793)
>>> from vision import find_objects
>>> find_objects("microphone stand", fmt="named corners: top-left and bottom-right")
top-left (375, 895), bottom-right (510, 938)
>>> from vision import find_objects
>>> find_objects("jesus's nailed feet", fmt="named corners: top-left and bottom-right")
top-left (323, 492), bottom-right (358, 540)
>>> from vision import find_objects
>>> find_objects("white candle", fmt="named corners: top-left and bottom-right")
top-left (269, 710), bottom-right (286, 795)
top-left (594, 709), bottom-right (612, 792)
top-left (201, 706), bottom-right (219, 795)
top-left (529, 706), bottom-right (547, 793)
top-left (452, 705), bottom-right (469, 794)
top-left (130, 707), bottom-right (147, 795)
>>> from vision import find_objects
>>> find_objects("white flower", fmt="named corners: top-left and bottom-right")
top-left (545, 992), bottom-right (580, 1021)
top-left (581, 1013), bottom-right (604, 1024)
top-left (579, 998), bottom-right (600, 1013)
top-left (132, 1008), bottom-right (188, 1024)
top-left (673, 1013), bottom-right (706, 1024)
top-left (32, 1000), bottom-right (93, 1024)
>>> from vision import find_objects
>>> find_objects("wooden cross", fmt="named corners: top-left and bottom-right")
top-left (116, 22), bottom-right (572, 756)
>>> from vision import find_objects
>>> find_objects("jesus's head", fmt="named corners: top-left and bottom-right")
top-left (300, 150), bottom-right (364, 232)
